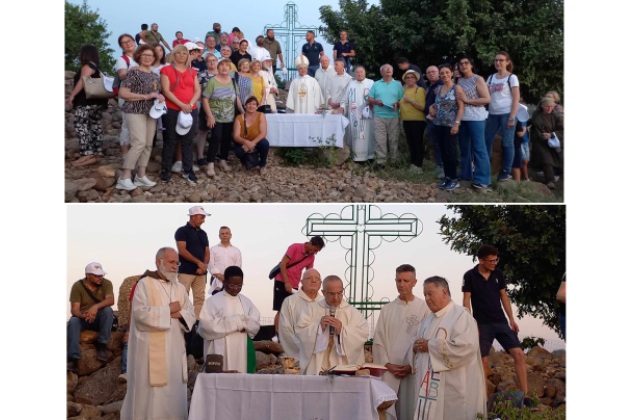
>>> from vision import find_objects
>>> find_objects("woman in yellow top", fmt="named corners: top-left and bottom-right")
top-left (248, 60), bottom-right (269, 106)
top-left (233, 96), bottom-right (270, 175)
top-left (400, 69), bottom-right (427, 172)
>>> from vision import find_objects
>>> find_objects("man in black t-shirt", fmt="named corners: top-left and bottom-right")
top-left (333, 30), bottom-right (355, 74)
top-left (462, 244), bottom-right (529, 399)
top-left (175, 206), bottom-right (211, 320)
top-left (301, 30), bottom-right (324, 77)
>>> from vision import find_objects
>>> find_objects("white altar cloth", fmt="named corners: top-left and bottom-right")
top-left (188, 373), bottom-right (397, 420)
top-left (265, 114), bottom-right (348, 147)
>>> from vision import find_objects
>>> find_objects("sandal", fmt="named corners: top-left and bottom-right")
top-left (72, 155), bottom-right (101, 167)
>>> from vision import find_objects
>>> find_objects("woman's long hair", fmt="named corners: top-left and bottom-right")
top-left (79, 45), bottom-right (100, 68)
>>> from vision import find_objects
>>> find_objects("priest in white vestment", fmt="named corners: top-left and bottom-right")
top-left (198, 266), bottom-right (261, 373)
top-left (325, 58), bottom-right (352, 110)
top-left (340, 65), bottom-right (375, 161)
top-left (298, 275), bottom-right (369, 375)
top-left (278, 268), bottom-right (323, 372)
top-left (411, 276), bottom-right (486, 420)
top-left (374, 264), bottom-right (430, 420)
top-left (314, 55), bottom-right (336, 106)
top-left (121, 247), bottom-right (196, 420)
top-left (286, 54), bottom-right (324, 114)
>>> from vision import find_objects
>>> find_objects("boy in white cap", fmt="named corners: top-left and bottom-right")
top-left (67, 262), bottom-right (114, 372)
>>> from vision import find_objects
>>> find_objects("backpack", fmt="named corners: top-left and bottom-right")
top-left (487, 73), bottom-right (514, 90)
top-left (112, 54), bottom-right (131, 97)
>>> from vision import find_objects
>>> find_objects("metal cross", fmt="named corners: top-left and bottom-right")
top-left (263, 2), bottom-right (319, 76)
top-left (303, 205), bottom-right (422, 319)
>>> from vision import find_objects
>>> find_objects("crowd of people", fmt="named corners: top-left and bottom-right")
top-left (67, 208), bottom-right (568, 419)
top-left (67, 21), bottom-right (563, 192)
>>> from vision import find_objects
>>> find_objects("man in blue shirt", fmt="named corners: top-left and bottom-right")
top-left (302, 30), bottom-right (324, 77)
top-left (368, 64), bottom-right (404, 169)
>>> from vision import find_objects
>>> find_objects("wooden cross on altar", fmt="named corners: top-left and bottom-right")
top-left (303, 205), bottom-right (422, 319)
top-left (263, 2), bottom-right (319, 77)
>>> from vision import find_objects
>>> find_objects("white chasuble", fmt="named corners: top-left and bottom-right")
top-left (341, 78), bottom-right (375, 161)
top-left (302, 299), bottom-right (369, 375)
top-left (325, 72), bottom-right (352, 107)
top-left (373, 297), bottom-right (429, 420)
top-left (121, 273), bottom-right (196, 420)
top-left (412, 301), bottom-right (486, 420)
top-left (278, 290), bottom-right (323, 373)
top-left (286, 75), bottom-right (324, 114)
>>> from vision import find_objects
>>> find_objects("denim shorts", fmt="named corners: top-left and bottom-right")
top-left (478, 322), bottom-right (521, 356)
top-left (521, 142), bottom-right (530, 161)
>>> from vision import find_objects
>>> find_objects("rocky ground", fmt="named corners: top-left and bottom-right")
top-left (64, 72), bottom-right (563, 204)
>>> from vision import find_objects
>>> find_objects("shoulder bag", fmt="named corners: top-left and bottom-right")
top-left (83, 62), bottom-right (115, 99)
top-left (268, 254), bottom-right (311, 280)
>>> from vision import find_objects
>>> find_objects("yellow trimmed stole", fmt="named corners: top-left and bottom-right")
top-left (147, 278), bottom-right (183, 387)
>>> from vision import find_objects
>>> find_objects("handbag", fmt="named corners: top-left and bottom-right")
top-left (268, 254), bottom-right (311, 280)
top-left (257, 104), bottom-right (271, 113)
top-left (83, 62), bottom-right (115, 99)
top-left (241, 116), bottom-right (261, 170)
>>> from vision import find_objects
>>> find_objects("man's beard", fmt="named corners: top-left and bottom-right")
top-left (159, 263), bottom-right (178, 282)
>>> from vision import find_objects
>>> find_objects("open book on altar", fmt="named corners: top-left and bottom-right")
top-left (327, 363), bottom-right (388, 377)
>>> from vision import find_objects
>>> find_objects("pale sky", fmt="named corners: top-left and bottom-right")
top-left (67, 203), bottom-right (563, 344)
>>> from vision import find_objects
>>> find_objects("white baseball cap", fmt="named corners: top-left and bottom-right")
top-left (176, 111), bottom-right (193, 135)
top-left (185, 41), bottom-right (204, 51)
top-left (85, 262), bottom-right (106, 276)
top-left (149, 99), bottom-right (167, 119)
top-left (188, 206), bottom-right (211, 217)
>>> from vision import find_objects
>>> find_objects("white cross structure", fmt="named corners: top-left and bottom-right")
top-left (303, 205), bottom-right (423, 319)
top-left (264, 2), bottom-right (319, 77)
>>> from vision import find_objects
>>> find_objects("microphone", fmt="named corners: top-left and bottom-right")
top-left (329, 306), bottom-right (336, 336)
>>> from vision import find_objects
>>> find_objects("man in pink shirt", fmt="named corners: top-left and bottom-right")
top-left (273, 236), bottom-right (325, 336)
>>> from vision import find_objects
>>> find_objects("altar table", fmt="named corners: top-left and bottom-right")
top-left (265, 114), bottom-right (348, 148)
top-left (188, 373), bottom-right (397, 420)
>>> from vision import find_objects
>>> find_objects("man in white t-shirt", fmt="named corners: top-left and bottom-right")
top-left (207, 226), bottom-right (242, 295)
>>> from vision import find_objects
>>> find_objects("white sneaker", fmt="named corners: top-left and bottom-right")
top-left (118, 373), bottom-right (127, 383)
top-left (134, 175), bottom-right (157, 187)
top-left (116, 178), bottom-right (137, 190)
top-left (206, 163), bottom-right (216, 177)
top-left (218, 160), bottom-right (230, 171)
top-left (271, 335), bottom-right (279, 343)
top-left (192, 165), bottom-right (200, 173)
top-left (171, 161), bottom-right (183, 173)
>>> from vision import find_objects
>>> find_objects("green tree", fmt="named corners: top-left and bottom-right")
top-left (319, 0), bottom-right (563, 101)
top-left (438, 205), bottom-right (565, 334)
top-left (65, 0), bottom-right (115, 73)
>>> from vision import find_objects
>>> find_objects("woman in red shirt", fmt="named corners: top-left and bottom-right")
top-left (159, 44), bottom-right (201, 185)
